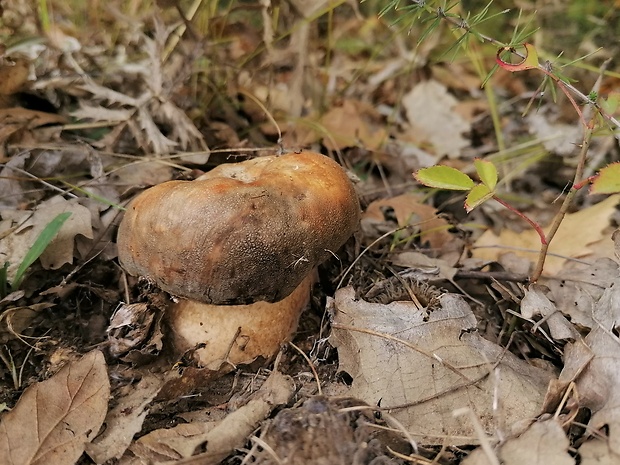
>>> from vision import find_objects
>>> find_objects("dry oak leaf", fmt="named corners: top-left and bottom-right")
top-left (329, 287), bottom-right (552, 446)
top-left (0, 350), bottom-right (109, 465)
top-left (473, 195), bottom-right (620, 276)
top-left (362, 193), bottom-right (452, 250)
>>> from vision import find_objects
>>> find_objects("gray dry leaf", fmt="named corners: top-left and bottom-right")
top-left (555, 265), bottom-right (620, 455)
top-left (521, 284), bottom-right (579, 340)
top-left (403, 80), bottom-right (470, 159)
top-left (543, 258), bottom-right (620, 329)
top-left (0, 350), bottom-right (109, 465)
top-left (463, 419), bottom-right (574, 465)
top-left (579, 437), bottom-right (620, 465)
top-left (329, 287), bottom-right (553, 445)
top-left (499, 419), bottom-right (573, 465)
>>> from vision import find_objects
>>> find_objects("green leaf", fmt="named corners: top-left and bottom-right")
top-left (601, 92), bottom-right (620, 115)
top-left (11, 212), bottom-right (72, 290)
top-left (0, 262), bottom-right (8, 299)
top-left (414, 166), bottom-right (475, 191)
top-left (474, 159), bottom-right (498, 190)
top-left (496, 43), bottom-right (539, 72)
top-left (590, 163), bottom-right (620, 194)
top-left (465, 184), bottom-right (494, 212)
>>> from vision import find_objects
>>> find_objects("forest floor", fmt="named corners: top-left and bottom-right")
top-left (1, 1), bottom-right (620, 464)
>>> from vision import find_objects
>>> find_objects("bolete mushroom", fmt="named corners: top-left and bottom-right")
top-left (117, 151), bottom-right (360, 369)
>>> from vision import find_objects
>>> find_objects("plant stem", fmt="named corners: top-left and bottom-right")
top-left (530, 122), bottom-right (595, 282)
top-left (529, 61), bottom-right (609, 281)
top-left (491, 195), bottom-right (547, 246)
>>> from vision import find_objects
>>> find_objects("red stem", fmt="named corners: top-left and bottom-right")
top-left (492, 196), bottom-right (548, 246)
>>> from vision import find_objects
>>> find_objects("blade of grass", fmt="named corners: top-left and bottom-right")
top-left (11, 212), bottom-right (72, 290)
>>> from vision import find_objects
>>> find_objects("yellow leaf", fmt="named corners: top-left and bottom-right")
top-left (473, 195), bottom-right (620, 276)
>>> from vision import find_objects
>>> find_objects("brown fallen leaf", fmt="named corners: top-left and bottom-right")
top-left (329, 287), bottom-right (552, 446)
top-left (134, 369), bottom-right (295, 464)
top-left (362, 193), bottom-right (453, 250)
top-left (85, 373), bottom-right (166, 464)
top-left (473, 195), bottom-right (620, 276)
top-left (0, 196), bottom-right (94, 281)
top-left (0, 350), bottom-right (109, 465)
top-left (320, 99), bottom-right (387, 151)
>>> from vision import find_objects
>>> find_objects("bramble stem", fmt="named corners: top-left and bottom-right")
top-left (491, 196), bottom-right (547, 247)
top-left (529, 59), bottom-right (609, 281)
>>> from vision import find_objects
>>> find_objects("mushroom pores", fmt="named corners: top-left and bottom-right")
top-left (116, 151), bottom-right (360, 305)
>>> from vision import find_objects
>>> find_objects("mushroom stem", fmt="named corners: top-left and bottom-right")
top-left (166, 274), bottom-right (315, 371)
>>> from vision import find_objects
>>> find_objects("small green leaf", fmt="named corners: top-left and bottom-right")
top-left (414, 166), bottom-right (475, 191)
top-left (496, 43), bottom-right (539, 72)
top-left (11, 212), bottom-right (72, 290)
top-left (590, 162), bottom-right (620, 194)
top-left (465, 184), bottom-right (494, 212)
top-left (474, 159), bottom-right (498, 190)
top-left (601, 92), bottom-right (620, 115)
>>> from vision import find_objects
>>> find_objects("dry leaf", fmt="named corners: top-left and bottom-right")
top-left (0, 350), bottom-right (109, 465)
top-left (362, 193), bottom-right (453, 250)
top-left (557, 273), bottom-right (620, 455)
top-left (320, 99), bottom-right (387, 151)
top-left (579, 437), bottom-right (620, 465)
top-left (403, 80), bottom-right (471, 158)
top-left (0, 58), bottom-right (29, 96)
top-left (499, 419), bottom-right (574, 465)
top-left (135, 369), bottom-right (295, 464)
top-left (473, 195), bottom-right (620, 276)
top-left (543, 258), bottom-right (620, 329)
top-left (528, 113), bottom-right (583, 156)
top-left (0, 196), bottom-right (94, 281)
top-left (521, 284), bottom-right (579, 340)
top-left (85, 373), bottom-right (165, 464)
top-left (329, 287), bottom-right (552, 445)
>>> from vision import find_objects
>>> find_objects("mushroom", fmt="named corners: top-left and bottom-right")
top-left (117, 151), bottom-right (360, 370)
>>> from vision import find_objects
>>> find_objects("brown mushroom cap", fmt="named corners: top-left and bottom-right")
top-left (117, 151), bottom-right (360, 305)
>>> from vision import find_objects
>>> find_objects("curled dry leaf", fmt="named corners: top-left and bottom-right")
top-left (126, 369), bottom-right (295, 463)
top-left (543, 258), bottom-right (620, 329)
top-left (329, 287), bottom-right (553, 445)
top-left (552, 265), bottom-right (620, 456)
top-left (521, 284), bottom-right (579, 340)
top-left (85, 373), bottom-right (165, 464)
top-left (0, 350), bottom-right (109, 465)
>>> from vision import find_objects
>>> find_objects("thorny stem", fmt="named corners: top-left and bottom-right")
top-left (529, 59), bottom-right (610, 282)
top-left (432, 2), bottom-right (620, 131)
top-left (491, 195), bottom-right (547, 247)
top-left (530, 121), bottom-right (595, 282)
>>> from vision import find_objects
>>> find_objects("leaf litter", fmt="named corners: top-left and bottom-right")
top-left (1, 1), bottom-right (620, 464)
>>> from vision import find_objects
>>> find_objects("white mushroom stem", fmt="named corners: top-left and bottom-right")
top-left (166, 274), bottom-right (315, 371)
